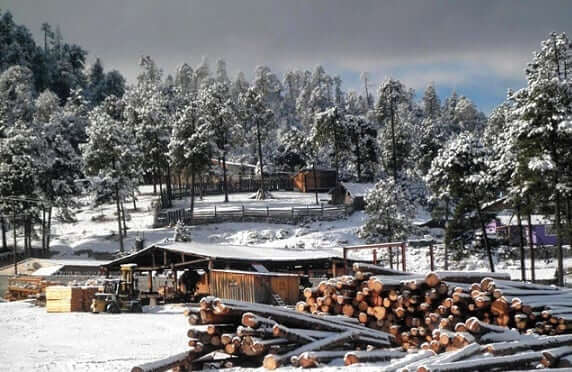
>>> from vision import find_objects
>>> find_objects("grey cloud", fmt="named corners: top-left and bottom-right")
top-left (4, 0), bottom-right (572, 92)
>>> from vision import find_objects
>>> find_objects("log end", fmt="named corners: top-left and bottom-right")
top-left (263, 354), bottom-right (281, 370)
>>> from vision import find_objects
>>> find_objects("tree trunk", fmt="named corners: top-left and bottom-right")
top-left (444, 199), bottom-right (449, 271)
top-left (355, 134), bottom-right (362, 182)
top-left (256, 119), bottom-right (266, 198)
top-left (516, 204), bottom-right (526, 281)
top-left (567, 199), bottom-right (572, 268)
top-left (222, 153), bottom-right (229, 203)
top-left (115, 185), bottom-right (124, 252)
top-left (526, 197), bottom-right (536, 282)
top-left (121, 202), bottom-right (128, 238)
top-left (475, 202), bottom-right (494, 272)
top-left (41, 207), bottom-right (46, 254)
top-left (555, 191), bottom-right (564, 286)
top-left (46, 207), bottom-right (52, 253)
top-left (190, 171), bottom-right (196, 218)
top-left (1, 216), bottom-right (7, 251)
top-left (390, 98), bottom-right (397, 181)
top-left (132, 191), bottom-right (137, 210)
top-left (166, 162), bottom-right (173, 204)
top-left (312, 162), bottom-right (318, 205)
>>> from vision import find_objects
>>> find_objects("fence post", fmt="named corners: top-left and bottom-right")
top-left (307, 204), bottom-right (309, 216)
top-left (291, 207), bottom-right (294, 219)
top-left (214, 205), bottom-right (217, 218)
top-left (429, 242), bottom-right (434, 271)
top-left (266, 206), bottom-right (269, 217)
top-left (321, 204), bottom-right (324, 216)
top-left (242, 205), bottom-right (245, 218)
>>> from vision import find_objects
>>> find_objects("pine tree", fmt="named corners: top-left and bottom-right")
top-left (82, 96), bottom-right (141, 252)
top-left (508, 32), bottom-right (572, 286)
top-left (169, 95), bottom-right (211, 214)
top-left (238, 87), bottom-right (274, 199)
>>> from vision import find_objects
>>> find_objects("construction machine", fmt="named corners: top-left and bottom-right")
top-left (91, 264), bottom-right (143, 313)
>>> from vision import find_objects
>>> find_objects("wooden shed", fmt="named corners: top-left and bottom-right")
top-left (293, 168), bottom-right (337, 192)
top-left (330, 182), bottom-right (374, 211)
top-left (208, 269), bottom-right (300, 305)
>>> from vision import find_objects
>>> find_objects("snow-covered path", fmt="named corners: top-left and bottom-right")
top-left (0, 301), bottom-right (188, 372)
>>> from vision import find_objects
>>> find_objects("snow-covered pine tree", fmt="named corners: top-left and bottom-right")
top-left (124, 56), bottom-right (170, 201)
top-left (426, 132), bottom-right (496, 271)
top-left (508, 32), bottom-right (572, 286)
top-left (200, 81), bottom-right (239, 203)
top-left (313, 106), bottom-right (349, 179)
top-left (82, 96), bottom-right (142, 252)
top-left (169, 94), bottom-right (211, 214)
top-left (375, 78), bottom-right (414, 181)
top-left (361, 177), bottom-right (416, 245)
top-left (238, 87), bottom-right (274, 199)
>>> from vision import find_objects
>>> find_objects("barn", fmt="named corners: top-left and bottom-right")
top-left (292, 168), bottom-right (337, 192)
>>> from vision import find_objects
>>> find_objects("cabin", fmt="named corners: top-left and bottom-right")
top-left (329, 182), bottom-right (374, 211)
top-left (493, 212), bottom-right (567, 246)
top-left (293, 168), bottom-right (337, 192)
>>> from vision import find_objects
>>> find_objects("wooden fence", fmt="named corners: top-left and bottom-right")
top-left (160, 176), bottom-right (294, 209)
top-left (157, 205), bottom-right (348, 227)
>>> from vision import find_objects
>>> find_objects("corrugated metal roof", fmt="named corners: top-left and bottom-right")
top-left (105, 239), bottom-right (341, 268)
top-left (154, 241), bottom-right (341, 261)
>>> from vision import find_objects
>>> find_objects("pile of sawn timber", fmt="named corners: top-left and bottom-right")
top-left (132, 266), bottom-right (572, 372)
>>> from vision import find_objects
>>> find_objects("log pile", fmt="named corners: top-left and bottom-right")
top-left (132, 267), bottom-right (572, 371)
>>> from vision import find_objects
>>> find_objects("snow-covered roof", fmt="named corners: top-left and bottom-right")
top-left (106, 240), bottom-right (342, 267)
top-left (153, 241), bottom-right (340, 261)
top-left (340, 182), bottom-right (374, 197)
top-left (31, 265), bottom-right (64, 276)
top-left (496, 211), bottom-right (553, 226)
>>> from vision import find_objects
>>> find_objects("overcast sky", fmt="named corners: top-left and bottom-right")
top-left (4, 0), bottom-right (572, 113)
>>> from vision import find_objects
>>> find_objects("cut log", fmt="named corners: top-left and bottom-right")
top-left (424, 351), bottom-right (542, 372)
top-left (343, 349), bottom-right (407, 366)
top-left (131, 351), bottom-right (190, 372)
top-left (262, 330), bottom-right (360, 370)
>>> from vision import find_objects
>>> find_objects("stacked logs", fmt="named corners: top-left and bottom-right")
top-left (297, 264), bottom-right (572, 353)
top-left (131, 266), bottom-right (572, 371)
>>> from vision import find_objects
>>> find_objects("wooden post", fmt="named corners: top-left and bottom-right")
top-left (267, 206), bottom-right (269, 217)
top-left (401, 243), bottom-right (406, 272)
top-left (321, 204), bottom-right (324, 216)
top-left (343, 247), bottom-right (348, 274)
top-left (163, 250), bottom-right (168, 266)
top-left (214, 205), bottom-right (217, 218)
top-left (148, 270), bottom-right (153, 292)
top-left (331, 260), bottom-right (336, 277)
top-left (373, 249), bottom-right (377, 265)
top-left (429, 242), bottom-right (435, 271)
top-left (173, 268), bottom-right (178, 294)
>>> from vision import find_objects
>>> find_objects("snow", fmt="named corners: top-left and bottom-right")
top-left (0, 301), bottom-right (188, 372)
top-left (339, 182), bottom-right (374, 197)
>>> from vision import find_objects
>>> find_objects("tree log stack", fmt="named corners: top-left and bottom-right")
top-left (132, 266), bottom-right (572, 371)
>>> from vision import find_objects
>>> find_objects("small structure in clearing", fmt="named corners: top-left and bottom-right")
top-left (329, 182), bottom-right (374, 211)
top-left (292, 168), bottom-right (337, 192)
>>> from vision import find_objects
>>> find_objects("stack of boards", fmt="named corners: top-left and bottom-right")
top-left (46, 286), bottom-right (99, 313)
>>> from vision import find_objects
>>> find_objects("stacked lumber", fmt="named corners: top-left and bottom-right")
top-left (81, 286), bottom-right (99, 312)
top-left (4, 276), bottom-right (60, 302)
top-left (45, 286), bottom-right (99, 312)
top-left (46, 286), bottom-right (83, 312)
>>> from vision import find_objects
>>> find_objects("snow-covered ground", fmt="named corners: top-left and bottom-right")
top-left (32, 185), bottom-right (570, 283)
top-left (0, 301), bottom-right (188, 372)
top-left (0, 300), bottom-right (395, 372)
